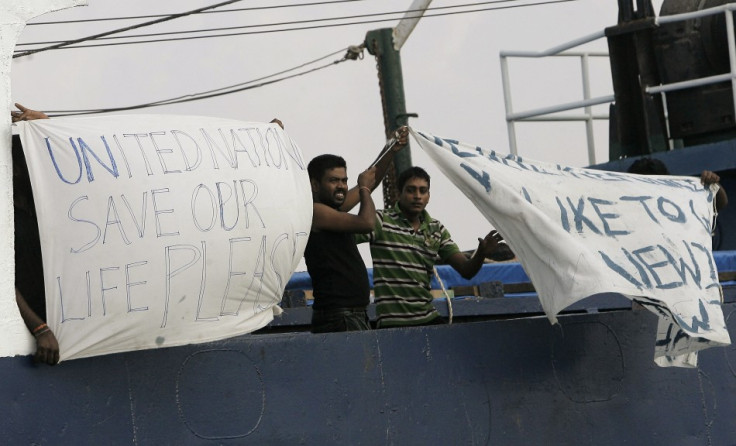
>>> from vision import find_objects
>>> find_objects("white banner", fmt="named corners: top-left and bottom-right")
top-left (18, 115), bottom-right (312, 361)
top-left (413, 129), bottom-right (730, 367)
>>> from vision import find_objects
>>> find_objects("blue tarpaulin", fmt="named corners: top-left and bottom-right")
top-left (287, 250), bottom-right (736, 291)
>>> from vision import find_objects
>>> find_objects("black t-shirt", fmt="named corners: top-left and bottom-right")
top-left (13, 135), bottom-right (46, 320)
top-left (304, 229), bottom-right (370, 310)
top-left (14, 205), bottom-right (46, 320)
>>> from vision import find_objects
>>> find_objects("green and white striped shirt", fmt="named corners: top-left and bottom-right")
top-left (356, 203), bottom-right (460, 328)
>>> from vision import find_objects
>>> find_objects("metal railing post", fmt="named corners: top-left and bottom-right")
top-left (500, 54), bottom-right (518, 155)
top-left (726, 10), bottom-right (736, 115)
top-left (580, 53), bottom-right (596, 164)
top-left (501, 3), bottom-right (736, 164)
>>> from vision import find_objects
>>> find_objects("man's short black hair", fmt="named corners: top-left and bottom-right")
top-left (308, 154), bottom-right (346, 181)
top-left (627, 157), bottom-right (669, 175)
top-left (397, 166), bottom-right (430, 191)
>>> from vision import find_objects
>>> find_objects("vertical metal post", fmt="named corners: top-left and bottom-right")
top-left (500, 54), bottom-right (518, 155)
top-left (726, 10), bottom-right (736, 116)
top-left (365, 28), bottom-right (412, 206)
top-left (580, 53), bottom-right (596, 164)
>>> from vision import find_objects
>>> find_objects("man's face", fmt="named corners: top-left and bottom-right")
top-left (398, 176), bottom-right (430, 218)
top-left (312, 167), bottom-right (348, 208)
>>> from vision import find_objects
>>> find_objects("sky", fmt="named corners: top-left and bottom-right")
top-left (10, 0), bottom-right (665, 271)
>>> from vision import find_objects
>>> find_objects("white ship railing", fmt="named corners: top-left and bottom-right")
top-left (500, 3), bottom-right (736, 166)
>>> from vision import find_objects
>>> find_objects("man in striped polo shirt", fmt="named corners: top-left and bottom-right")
top-left (356, 166), bottom-right (504, 328)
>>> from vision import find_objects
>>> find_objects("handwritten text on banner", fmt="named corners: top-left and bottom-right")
top-left (18, 115), bottom-right (312, 361)
top-left (413, 128), bottom-right (730, 367)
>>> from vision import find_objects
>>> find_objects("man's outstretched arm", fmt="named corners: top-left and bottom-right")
top-left (15, 287), bottom-right (59, 365)
top-left (340, 126), bottom-right (409, 212)
top-left (446, 230), bottom-right (505, 280)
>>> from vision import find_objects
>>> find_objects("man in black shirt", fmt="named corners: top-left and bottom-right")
top-left (304, 127), bottom-right (408, 333)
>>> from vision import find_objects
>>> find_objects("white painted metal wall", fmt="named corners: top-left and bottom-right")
top-left (0, 0), bottom-right (87, 358)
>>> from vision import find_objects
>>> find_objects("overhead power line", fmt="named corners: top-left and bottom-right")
top-left (19, 1), bottom-right (518, 45)
top-left (13, 0), bottom-right (245, 59)
top-left (27, 0), bottom-right (576, 116)
top-left (44, 47), bottom-right (352, 116)
top-left (27, 0), bottom-right (370, 26)
top-left (16, 0), bottom-right (576, 52)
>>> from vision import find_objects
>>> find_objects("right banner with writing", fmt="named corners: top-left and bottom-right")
top-left (413, 128), bottom-right (730, 367)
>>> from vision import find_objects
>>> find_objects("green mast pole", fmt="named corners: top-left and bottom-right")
top-left (365, 28), bottom-right (414, 207)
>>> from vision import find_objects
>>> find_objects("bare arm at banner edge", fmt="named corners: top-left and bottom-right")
top-left (446, 230), bottom-right (505, 280)
top-left (11, 103), bottom-right (49, 122)
top-left (15, 288), bottom-right (59, 365)
top-left (312, 168), bottom-right (377, 233)
top-left (701, 170), bottom-right (728, 211)
top-left (11, 103), bottom-right (58, 364)
top-left (339, 126), bottom-right (409, 212)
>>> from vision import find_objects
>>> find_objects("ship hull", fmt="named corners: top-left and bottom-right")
top-left (4, 297), bottom-right (736, 445)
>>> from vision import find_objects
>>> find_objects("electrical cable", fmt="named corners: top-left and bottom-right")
top-left (13, 0), bottom-right (245, 59)
top-left (23, 0), bottom-right (575, 115)
top-left (44, 47), bottom-right (351, 115)
top-left (26, 0), bottom-right (369, 26)
top-left (20, 0), bottom-right (531, 44)
top-left (16, 0), bottom-right (576, 52)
